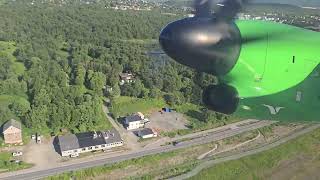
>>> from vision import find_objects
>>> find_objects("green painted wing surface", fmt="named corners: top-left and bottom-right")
top-left (224, 20), bottom-right (320, 98)
top-left (234, 64), bottom-right (320, 122)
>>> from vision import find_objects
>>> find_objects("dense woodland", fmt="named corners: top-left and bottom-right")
top-left (0, 1), bottom-right (217, 133)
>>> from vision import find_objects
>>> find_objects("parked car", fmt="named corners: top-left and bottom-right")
top-left (70, 153), bottom-right (79, 158)
top-left (31, 134), bottom-right (36, 140)
top-left (12, 151), bottom-right (23, 157)
top-left (36, 134), bottom-right (42, 144)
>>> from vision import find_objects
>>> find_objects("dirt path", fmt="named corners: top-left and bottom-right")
top-left (102, 105), bottom-right (141, 151)
top-left (170, 124), bottom-right (320, 180)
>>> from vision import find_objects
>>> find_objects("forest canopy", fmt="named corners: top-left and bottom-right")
top-left (0, 1), bottom-right (217, 133)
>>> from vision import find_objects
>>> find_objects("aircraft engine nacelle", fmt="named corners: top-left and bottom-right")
top-left (202, 84), bottom-right (240, 114)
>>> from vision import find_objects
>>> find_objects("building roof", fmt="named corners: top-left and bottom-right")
top-left (125, 115), bottom-right (142, 123)
top-left (3, 119), bottom-right (21, 133)
top-left (76, 132), bottom-right (110, 149)
top-left (58, 129), bottom-right (122, 152)
top-left (138, 128), bottom-right (154, 136)
top-left (119, 73), bottom-right (134, 80)
top-left (58, 134), bottom-right (79, 152)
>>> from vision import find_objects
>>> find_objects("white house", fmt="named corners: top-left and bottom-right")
top-left (58, 129), bottom-right (123, 157)
top-left (138, 128), bottom-right (157, 139)
top-left (124, 112), bottom-right (148, 130)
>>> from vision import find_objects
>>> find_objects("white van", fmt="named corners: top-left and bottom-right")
top-left (70, 153), bottom-right (79, 158)
top-left (12, 151), bottom-right (23, 157)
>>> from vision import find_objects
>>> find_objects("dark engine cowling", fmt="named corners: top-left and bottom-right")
top-left (202, 84), bottom-right (239, 114)
top-left (159, 17), bottom-right (241, 76)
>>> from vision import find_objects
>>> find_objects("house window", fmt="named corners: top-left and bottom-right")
top-left (102, 145), bottom-right (105, 148)
top-left (82, 148), bottom-right (86, 151)
top-left (95, 145), bottom-right (100, 149)
top-left (74, 150), bottom-right (78, 153)
top-left (89, 147), bottom-right (93, 150)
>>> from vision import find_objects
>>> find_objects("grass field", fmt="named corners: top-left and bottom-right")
top-left (109, 96), bottom-right (166, 118)
top-left (190, 128), bottom-right (320, 180)
top-left (0, 152), bottom-right (33, 172)
top-left (235, 65), bottom-right (320, 122)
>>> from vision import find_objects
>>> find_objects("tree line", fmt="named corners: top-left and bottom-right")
top-left (0, 1), bottom-right (218, 133)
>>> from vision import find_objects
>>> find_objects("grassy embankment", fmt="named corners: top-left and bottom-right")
top-left (48, 135), bottom-right (261, 180)
top-left (0, 152), bottom-right (33, 173)
top-left (190, 128), bottom-right (320, 180)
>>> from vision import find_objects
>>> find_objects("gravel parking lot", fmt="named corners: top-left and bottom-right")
top-left (146, 111), bottom-right (188, 132)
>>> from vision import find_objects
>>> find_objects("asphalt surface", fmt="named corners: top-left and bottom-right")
top-left (170, 124), bottom-right (320, 180)
top-left (0, 120), bottom-right (275, 180)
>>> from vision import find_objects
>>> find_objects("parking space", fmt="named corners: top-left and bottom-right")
top-left (146, 111), bottom-right (188, 132)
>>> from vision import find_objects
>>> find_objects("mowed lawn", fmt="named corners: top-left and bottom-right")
top-left (190, 128), bottom-right (320, 180)
top-left (109, 96), bottom-right (166, 118)
top-left (235, 65), bottom-right (320, 122)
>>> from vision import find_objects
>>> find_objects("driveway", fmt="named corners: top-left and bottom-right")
top-left (102, 105), bottom-right (141, 151)
top-left (22, 137), bottom-right (62, 169)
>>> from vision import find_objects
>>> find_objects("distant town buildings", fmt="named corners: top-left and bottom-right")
top-left (58, 129), bottom-right (123, 157)
top-left (106, 0), bottom-right (155, 11)
top-left (2, 119), bottom-right (23, 144)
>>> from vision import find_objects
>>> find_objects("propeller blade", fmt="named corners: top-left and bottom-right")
top-left (194, 0), bottom-right (212, 17)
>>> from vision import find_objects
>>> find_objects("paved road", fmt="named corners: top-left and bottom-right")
top-left (170, 124), bottom-right (320, 180)
top-left (0, 120), bottom-right (275, 180)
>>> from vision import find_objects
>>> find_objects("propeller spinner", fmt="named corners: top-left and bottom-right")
top-left (159, 0), bottom-right (250, 76)
top-left (159, 17), bottom-right (241, 76)
top-left (159, 0), bottom-right (250, 114)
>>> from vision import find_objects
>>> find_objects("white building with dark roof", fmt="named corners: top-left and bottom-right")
top-left (124, 112), bottom-right (148, 130)
top-left (58, 129), bottom-right (123, 157)
top-left (137, 128), bottom-right (157, 139)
